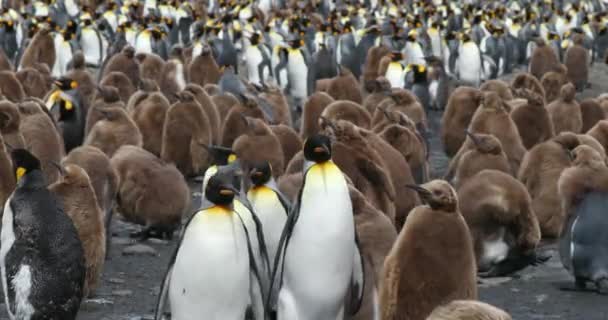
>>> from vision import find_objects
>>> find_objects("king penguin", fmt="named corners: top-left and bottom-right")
top-left (385, 51), bottom-right (407, 88)
top-left (269, 134), bottom-right (364, 319)
top-left (78, 14), bottom-right (105, 68)
top-left (1, 149), bottom-right (85, 319)
top-left (155, 167), bottom-right (260, 320)
top-left (244, 32), bottom-right (272, 87)
top-left (286, 37), bottom-right (312, 111)
top-left (46, 76), bottom-right (85, 152)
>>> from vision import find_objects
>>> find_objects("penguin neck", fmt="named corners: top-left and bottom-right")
top-left (17, 170), bottom-right (46, 189)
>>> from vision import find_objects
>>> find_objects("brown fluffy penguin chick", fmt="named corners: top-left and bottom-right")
top-left (446, 132), bottom-right (511, 188)
top-left (426, 301), bottom-right (512, 320)
top-left (441, 87), bottom-right (482, 157)
top-left (220, 95), bottom-right (267, 147)
top-left (16, 66), bottom-right (52, 99)
top-left (547, 83), bottom-right (582, 134)
top-left (350, 185), bottom-right (398, 320)
top-left (0, 134), bottom-right (14, 212)
top-left (212, 93), bottom-right (240, 123)
top-left (0, 71), bottom-right (25, 102)
top-left (203, 84), bottom-right (221, 96)
top-left (102, 46), bottom-right (141, 88)
top-left (188, 44), bottom-right (222, 87)
top-left (518, 132), bottom-right (580, 237)
top-left (373, 89), bottom-right (427, 132)
top-left (380, 180), bottom-right (477, 320)
top-left (510, 88), bottom-right (555, 149)
top-left (111, 145), bottom-right (190, 238)
top-left (458, 170), bottom-right (541, 272)
top-left (300, 91), bottom-right (334, 139)
top-left (0, 48), bottom-right (12, 71)
top-left (326, 66), bottom-right (363, 104)
top-left (362, 77), bottom-right (391, 115)
top-left (0, 100), bottom-right (26, 148)
top-left (259, 84), bottom-right (292, 126)
top-left (528, 37), bottom-right (561, 80)
top-left (270, 124), bottom-right (302, 166)
top-left (577, 134), bottom-right (606, 157)
top-left (362, 46), bottom-right (391, 91)
top-left (129, 92), bottom-right (170, 157)
top-left (19, 26), bottom-right (55, 70)
top-left (357, 124), bottom-right (420, 229)
top-left (580, 98), bottom-right (605, 133)
top-left (232, 116), bottom-right (285, 178)
top-left (136, 53), bottom-right (166, 85)
top-left (159, 57), bottom-right (187, 102)
top-left (321, 100), bottom-right (372, 129)
top-left (511, 73), bottom-right (546, 101)
top-left (66, 51), bottom-right (96, 104)
top-left (100, 72), bottom-right (136, 104)
top-left (184, 84), bottom-right (222, 144)
top-left (564, 35), bottom-right (589, 91)
top-left (85, 86), bottom-right (123, 136)
top-left (161, 91), bottom-right (212, 176)
top-left (84, 106), bottom-right (143, 157)
top-left (49, 164), bottom-right (105, 297)
top-left (480, 80), bottom-right (513, 102)
top-left (467, 91), bottom-right (526, 173)
top-left (587, 120), bottom-right (608, 154)
top-left (541, 65), bottom-right (569, 103)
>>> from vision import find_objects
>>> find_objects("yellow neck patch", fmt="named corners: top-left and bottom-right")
top-left (205, 205), bottom-right (232, 215)
top-left (228, 154), bottom-right (237, 163)
top-left (16, 167), bottom-right (25, 180)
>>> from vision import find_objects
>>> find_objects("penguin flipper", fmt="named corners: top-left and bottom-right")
top-left (154, 265), bottom-right (173, 320)
top-left (267, 180), bottom-right (292, 213)
top-left (345, 238), bottom-right (365, 316)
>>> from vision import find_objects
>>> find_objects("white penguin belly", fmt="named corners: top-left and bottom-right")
top-left (13, 264), bottom-right (35, 320)
top-left (135, 32), bottom-right (153, 55)
top-left (429, 80), bottom-right (439, 105)
top-left (52, 36), bottom-right (71, 77)
top-left (245, 47), bottom-right (265, 86)
top-left (81, 29), bottom-right (101, 66)
top-left (169, 210), bottom-right (250, 320)
top-left (404, 43), bottom-right (426, 66)
top-left (457, 45), bottom-right (482, 86)
top-left (1, 196), bottom-right (16, 318)
top-left (174, 62), bottom-right (186, 91)
top-left (287, 52), bottom-right (308, 100)
top-left (247, 186), bottom-right (287, 265)
top-left (480, 228), bottom-right (509, 267)
top-left (279, 162), bottom-right (355, 319)
top-left (385, 63), bottom-right (405, 88)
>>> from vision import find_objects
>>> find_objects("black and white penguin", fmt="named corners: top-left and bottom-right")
top-left (46, 76), bottom-right (85, 152)
top-left (155, 167), bottom-right (261, 320)
top-left (269, 134), bottom-right (363, 319)
top-left (456, 33), bottom-right (483, 87)
top-left (1, 149), bottom-right (85, 319)
top-left (385, 51), bottom-right (407, 88)
top-left (286, 37), bottom-right (311, 108)
top-left (244, 32), bottom-right (272, 87)
top-left (77, 14), bottom-right (105, 68)
top-left (407, 64), bottom-right (432, 110)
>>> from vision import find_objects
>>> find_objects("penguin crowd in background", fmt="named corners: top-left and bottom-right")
top-left (1, 0), bottom-right (608, 319)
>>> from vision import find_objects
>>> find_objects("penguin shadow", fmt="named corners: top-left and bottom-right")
top-left (556, 279), bottom-right (608, 296)
top-left (477, 249), bottom-right (552, 279)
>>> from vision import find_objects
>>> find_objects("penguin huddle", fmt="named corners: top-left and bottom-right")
top-left (1, 0), bottom-right (608, 319)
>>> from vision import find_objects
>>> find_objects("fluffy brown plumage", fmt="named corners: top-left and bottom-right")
top-left (441, 87), bottom-right (482, 157)
top-left (541, 65), bottom-right (569, 103)
top-left (510, 88), bottom-right (555, 149)
top-left (19, 27), bottom-right (55, 71)
top-left (101, 46), bottom-right (141, 88)
top-left (85, 106), bottom-right (143, 158)
top-left (300, 91), bottom-right (334, 139)
top-left (426, 300), bottom-right (512, 320)
top-left (511, 73), bottom-right (546, 101)
top-left (564, 35), bottom-right (589, 91)
top-left (220, 95), bottom-right (267, 147)
top-left (270, 124), bottom-right (302, 166)
top-left (129, 91), bottom-right (170, 156)
top-left (546, 83), bottom-right (582, 134)
top-left (480, 80), bottom-right (513, 101)
top-left (188, 45), bottom-right (222, 87)
top-left (233, 117), bottom-right (285, 178)
top-left (326, 66), bottom-right (363, 104)
top-left (0, 71), bottom-right (25, 102)
top-left (580, 98), bottom-right (605, 133)
top-left (321, 100), bottom-right (372, 129)
top-left (529, 38), bottom-right (561, 80)
top-left (16, 66), bottom-right (53, 99)
top-left (99, 72), bottom-right (136, 104)
top-left (185, 84), bottom-right (222, 144)
top-left (587, 119), bottom-right (608, 154)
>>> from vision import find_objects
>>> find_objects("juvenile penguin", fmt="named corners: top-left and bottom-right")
top-left (580, 99), bottom-right (605, 133)
top-left (529, 37), bottom-right (561, 80)
top-left (480, 79), bottom-right (514, 102)
top-left (322, 100), bottom-right (372, 129)
top-left (270, 124), bottom-right (303, 167)
top-left (129, 90), bottom-right (170, 156)
top-left (188, 44), bottom-right (222, 87)
top-left (111, 145), bottom-right (190, 239)
top-left (588, 120), bottom-right (608, 153)
top-left (541, 65), bottom-right (569, 103)
top-left (446, 131), bottom-right (511, 188)
top-left (518, 132), bottom-right (580, 237)
top-left (362, 77), bottom-right (391, 115)
top-left (49, 164), bottom-right (105, 297)
top-left (374, 89), bottom-right (428, 135)
top-left (558, 145), bottom-right (608, 294)
top-left (426, 301), bottom-right (512, 320)
top-left (564, 34), bottom-right (589, 91)
top-left (16, 65), bottom-right (53, 99)
top-left (271, 134), bottom-right (362, 319)
top-left (458, 170), bottom-right (544, 276)
top-left (101, 46), bottom-right (141, 89)
top-left (84, 106), bottom-right (143, 158)
top-left (233, 116), bottom-right (285, 179)
top-left (19, 26), bottom-right (56, 71)
top-left (161, 91), bottom-right (211, 177)
top-left (0, 100), bottom-right (26, 149)
top-left (220, 95), bottom-right (267, 148)
top-left (510, 88), bottom-right (555, 149)
top-left (441, 87), bottom-right (482, 157)
top-left (99, 71), bottom-right (136, 104)
top-left (547, 83), bottom-right (582, 134)
top-left (1, 149), bottom-right (85, 319)
top-left (300, 91), bottom-right (335, 140)
top-left (0, 71), bottom-right (25, 102)
top-left (510, 73), bottom-right (546, 101)
top-left (466, 91), bottom-right (526, 173)
top-left (327, 66), bottom-right (363, 104)
top-left (85, 85), bottom-right (122, 136)
top-left (184, 84), bottom-right (222, 144)
top-left (381, 180), bottom-right (477, 320)
top-left (155, 168), bottom-right (256, 320)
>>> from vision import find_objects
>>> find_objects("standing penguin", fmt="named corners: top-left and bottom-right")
top-left (46, 76), bottom-right (85, 152)
top-left (270, 134), bottom-right (363, 319)
top-left (286, 37), bottom-right (312, 109)
top-left (559, 145), bottom-right (608, 294)
top-left (564, 34), bottom-right (589, 91)
top-left (381, 180), bottom-right (477, 320)
top-left (456, 33), bottom-right (483, 87)
top-left (244, 32), bottom-right (272, 86)
top-left (155, 167), bottom-right (259, 320)
top-left (1, 149), bottom-right (85, 319)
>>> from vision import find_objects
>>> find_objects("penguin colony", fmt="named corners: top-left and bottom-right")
top-left (0, 0), bottom-right (607, 319)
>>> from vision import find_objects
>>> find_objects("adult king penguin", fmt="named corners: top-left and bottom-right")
top-left (270, 134), bottom-right (363, 319)
top-left (1, 149), bottom-right (85, 319)
top-left (155, 167), bottom-right (260, 320)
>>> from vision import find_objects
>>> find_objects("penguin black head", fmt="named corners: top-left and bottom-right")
top-left (303, 134), bottom-right (332, 163)
top-left (11, 148), bottom-right (41, 182)
top-left (390, 51), bottom-right (403, 61)
top-left (409, 64), bottom-right (427, 83)
top-left (54, 77), bottom-right (78, 91)
top-left (206, 171), bottom-right (239, 206)
top-left (249, 161), bottom-right (272, 186)
top-left (206, 145), bottom-right (237, 166)
top-left (250, 32), bottom-right (261, 45)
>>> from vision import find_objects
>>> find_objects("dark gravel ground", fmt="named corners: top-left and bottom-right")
top-left (3, 65), bottom-right (608, 319)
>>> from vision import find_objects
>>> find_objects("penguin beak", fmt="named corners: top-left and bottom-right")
top-left (313, 144), bottom-right (330, 155)
top-left (219, 185), bottom-right (239, 196)
top-left (465, 130), bottom-right (481, 147)
top-left (405, 184), bottom-right (432, 198)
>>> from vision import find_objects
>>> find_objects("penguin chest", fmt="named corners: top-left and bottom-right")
top-left (169, 209), bottom-right (250, 319)
top-left (281, 162), bottom-right (355, 307)
top-left (135, 32), bottom-right (154, 54)
top-left (52, 37), bottom-right (72, 77)
top-left (458, 44), bottom-right (482, 82)
top-left (386, 62), bottom-right (405, 88)
top-left (287, 51), bottom-right (308, 98)
top-left (479, 227), bottom-right (509, 269)
top-left (80, 29), bottom-right (101, 65)
top-left (405, 42), bottom-right (425, 66)
top-left (245, 47), bottom-right (266, 85)
top-left (248, 187), bottom-right (287, 263)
